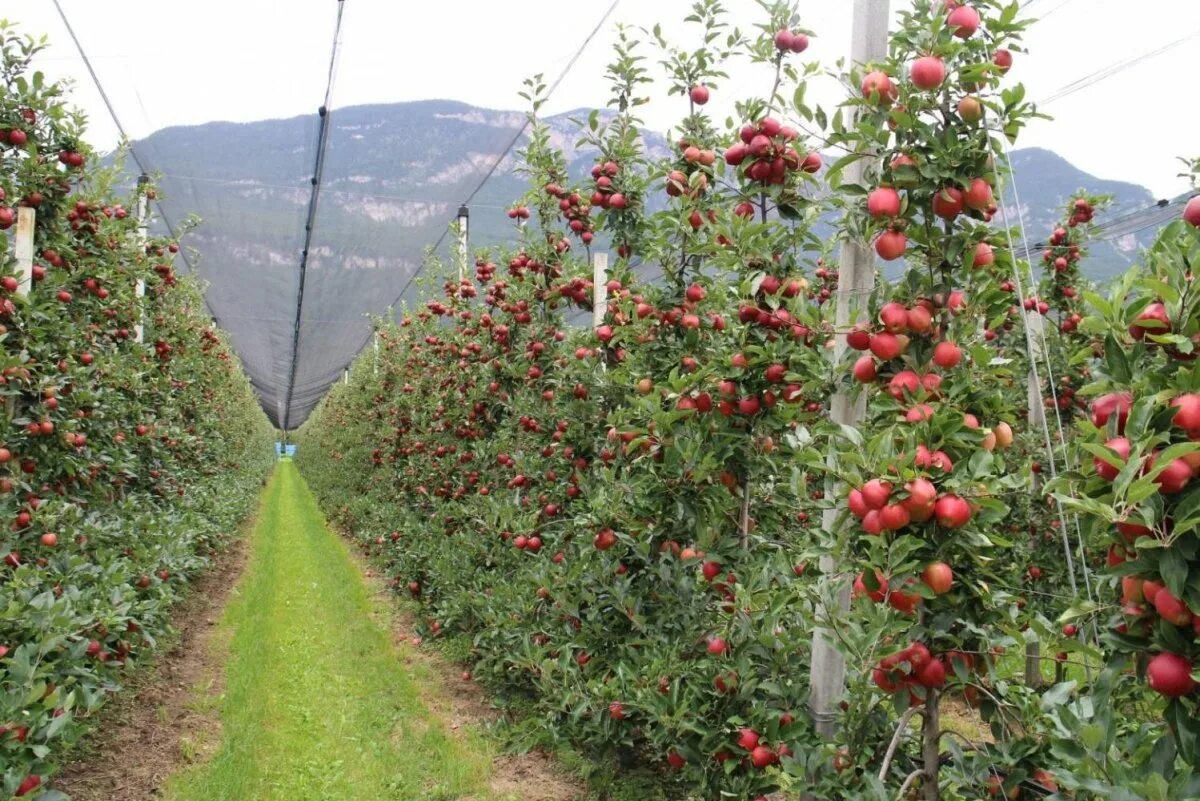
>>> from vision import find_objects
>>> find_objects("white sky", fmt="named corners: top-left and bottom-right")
top-left (2, 0), bottom-right (1197, 197)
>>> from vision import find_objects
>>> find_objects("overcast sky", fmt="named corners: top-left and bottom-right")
top-left (2, 0), bottom-right (1197, 197)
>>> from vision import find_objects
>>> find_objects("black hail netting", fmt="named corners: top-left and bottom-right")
top-left (136, 102), bottom-right (568, 429)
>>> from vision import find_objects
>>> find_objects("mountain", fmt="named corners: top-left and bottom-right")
top-left (126, 100), bottom-right (1165, 426)
top-left (1000, 147), bottom-right (1158, 280)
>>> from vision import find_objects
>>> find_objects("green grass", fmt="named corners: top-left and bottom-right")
top-left (164, 461), bottom-right (499, 801)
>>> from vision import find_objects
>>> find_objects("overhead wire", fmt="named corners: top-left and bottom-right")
top-left (280, 0), bottom-right (347, 431)
top-left (1039, 26), bottom-right (1200, 105)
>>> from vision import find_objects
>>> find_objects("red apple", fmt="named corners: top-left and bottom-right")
top-left (1090, 392), bottom-right (1132, 432)
top-left (1147, 652), bottom-right (1196, 697)
top-left (1093, 437), bottom-right (1130, 481)
top-left (875, 229), bottom-right (907, 260)
top-left (861, 70), bottom-right (898, 105)
top-left (933, 341), bottom-right (961, 369)
top-left (867, 187), bottom-right (902, 218)
top-left (1184, 196), bottom-right (1200, 227)
top-left (1129, 302), bottom-right (1170, 340)
top-left (910, 56), bottom-right (946, 90)
top-left (922, 562), bottom-right (954, 594)
top-left (932, 186), bottom-right (965, 219)
top-left (946, 4), bottom-right (980, 37)
top-left (934, 494), bottom-right (971, 528)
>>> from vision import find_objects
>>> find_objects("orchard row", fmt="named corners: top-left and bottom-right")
top-left (298, 1), bottom-right (1199, 799)
top-left (0, 25), bottom-right (274, 798)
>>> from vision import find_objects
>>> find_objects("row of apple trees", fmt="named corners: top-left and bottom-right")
top-left (296, 2), bottom-right (1199, 799)
top-left (0, 24), bottom-right (275, 800)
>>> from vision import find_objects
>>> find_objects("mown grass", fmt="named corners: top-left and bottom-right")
top-left (163, 461), bottom-right (500, 801)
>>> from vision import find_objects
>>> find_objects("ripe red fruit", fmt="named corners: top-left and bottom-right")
top-left (922, 562), bottom-right (954, 594)
top-left (847, 328), bottom-right (871, 350)
top-left (867, 187), bottom-right (901, 218)
top-left (916, 658), bottom-right (946, 688)
top-left (907, 305), bottom-right (932, 333)
top-left (1184, 196), bottom-right (1200, 226)
top-left (887, 370), bottom-right (920, 400)
top-left (737, 727), bottom-right (760, 750)
top-left (1170, 393), bottom-right (1200, 432)
top-left (706, 636), bottom-right (729, 655)
top-left (861, 479), bottom-right (892, 510)
top-left (932, 341), bottom-right (961, 369)
top-left (685, 283), bottom-right (706, 303)
top-left (932, 186), bottom-right (965, 219)
top-left (902, 478), bottom-right (937, 521)
top-left (689, 84), bottom-right (710, 105)
top-left (737, 396), bottom-right (761, 416)
top-left (1128, 302), bottom-right (1170, 339)
top-left (879, 504), bottom-right (910, 530)
top-left (701, 560), bottom-right (722, 581)
top-left (1142, 579), bottom-right (1165, 605)
top-left (965, 178), bottom-right (993, 211)
top-left (869, 332), bottom-right (902, 361)
top-left (993, 48), bottom-right (1013, 73)
top-left (1154, 456), bottom-right (1192, 494)
top-left (855, 570), bottom-right (888, 603)
top-left (15, 774), bottom-right (40, 797)
top-left (1093, 437), bottom-right (1130, 481)
top-left (667, 750), bottom-right (687, 769)
top-left (852, 355), bottom-right (877, 383)
top-left (1153, 588), bottom-right (1193, 626)
top-left (875, 229), bottom-right (907, 261)
top-left (879, 302), bottom-right (909, 333)
top-left (910, 56), bottom-right (946, 90)
top-left (946, 4), bottom-right (980, 37)
top-left (905, 404), bottom-right (935, 423)
top-left (1147, 652), bottom-right (1197, 697)
top-left (861, 70), bottom-right (898, 105)
top-left (593, 527), bottom-right (617, 550)
top-left (934, 494), bottom-right (971, 528)
top-left (609, 702), bottom-right (625, 720)
top-left (887, 587), bottom-right (921, 614)
top-left (750, 745), bottom-right (777, 768)
top-left (1090, 392), bottom-right (1132, 432)
top-left (973, 241), bottom-right (994, 267)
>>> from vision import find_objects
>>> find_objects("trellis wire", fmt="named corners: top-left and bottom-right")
top-left (991, 131), bottom-right (1100, 648)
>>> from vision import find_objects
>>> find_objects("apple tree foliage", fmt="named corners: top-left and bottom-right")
top-left (0, 25), bottom-right (274, 798)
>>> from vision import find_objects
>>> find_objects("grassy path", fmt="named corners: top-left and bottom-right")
top-left (163, 461), bottom-right (500, 801)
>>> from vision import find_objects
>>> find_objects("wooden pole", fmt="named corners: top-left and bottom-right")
top-left (14, 207), bottom-right (35, 297)
top-left (809, 0), bottom-right (890, 740)
top-left (1024, 312), bottom-right (1045, 687)
top-left (922, 691), bottom-right (941, 801)
top-left (135, 175), bottom-right (149, 343)
top-left (592, 252), bottom-right (609, 328)
top-left (457, 204), bottom-right (469, 281)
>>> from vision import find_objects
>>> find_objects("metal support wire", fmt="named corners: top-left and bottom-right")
top-left (992, 132), bottom-right (1100, 651)
top-left (280, 0), bottom-right (347, 431)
